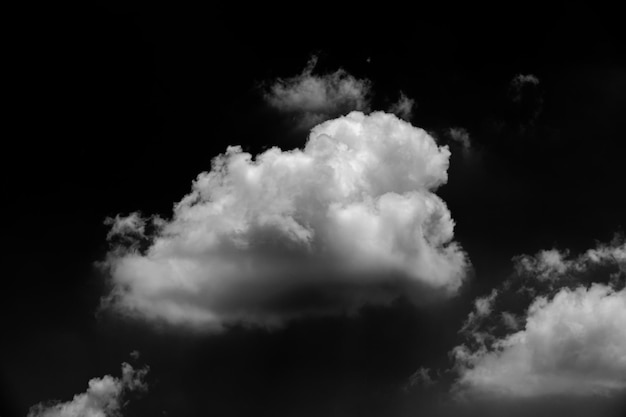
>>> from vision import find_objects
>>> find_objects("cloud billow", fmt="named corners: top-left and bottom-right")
top-left (101, 111), bottom-right (469, 331)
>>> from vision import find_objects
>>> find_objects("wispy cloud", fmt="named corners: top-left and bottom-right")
top-left (388, 91), bottom-right (415, 121)
top-left (453, 284), bottom-right (626, 398)
top-left (509, 74), bottom-right (540, 103)
top-left (508, 73), bottom-right (543, 130)
top-left (406, 366), bottom-right (434, 389)
top-left (513, 236), bottom-right (625, 282)
top-left (446, 127), bottom-right (472, 154)
top-left (263, 55), bottom-right (371, 129)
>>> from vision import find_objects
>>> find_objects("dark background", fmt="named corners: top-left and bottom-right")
top-left (3, 3), bottom-right (625, 416)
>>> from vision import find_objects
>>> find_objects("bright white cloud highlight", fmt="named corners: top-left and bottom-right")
top-left (264, 55), bottom-right (371, 128)
top-left (453, 284), bottom-right (626, 398)
top-left (28, 363), bottom-right (148, 417)
top-left (102, 111), bottom-right (469, 331)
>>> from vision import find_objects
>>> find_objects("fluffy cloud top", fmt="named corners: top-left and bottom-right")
top-left (28, 363), bottom-right (148, 417)
top-left (454, 284), bottom-right (626, 398)
top-left (264, 55), bottom-right (371, 128)
top-left (452, 237), bottom-right (626, 399)
top-left (102, 111), bottom-right (469, 331)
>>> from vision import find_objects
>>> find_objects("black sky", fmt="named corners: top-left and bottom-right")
top-left (3, 3), bottom-right (626, 417)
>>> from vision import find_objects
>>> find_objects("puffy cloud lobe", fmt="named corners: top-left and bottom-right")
top-left (102, 112), bottom-right (469, 330)
top-left (453, 284), bottom-right (626, 398)
top-left (264, 56), bottom-right (371, 128)
top-left (28, 363), bottom-right (148, 417)
top-left (388, 91), bottom-right (415, 121)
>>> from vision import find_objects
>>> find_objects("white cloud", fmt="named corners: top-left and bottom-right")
top-left (28, 363), bottom-right (148, 417)
top-left (514, 237), bottom-right (626, 282)
top-left (264, 55), bottom-right (371, 128)
top-left (101, 111), bottom-right (469, 331)
top-left (453, 283), bottom-right (626, 398)
top-left (388, 91), bottom-right (415, 121)
top-left (447, 127), bottom-right (472, 153)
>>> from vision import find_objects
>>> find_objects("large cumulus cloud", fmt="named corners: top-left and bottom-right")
top-left (101, 111), bottom-right (469, 331)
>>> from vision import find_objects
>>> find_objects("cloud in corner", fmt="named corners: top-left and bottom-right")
top-left (451, 237), bottom-right (626, 399)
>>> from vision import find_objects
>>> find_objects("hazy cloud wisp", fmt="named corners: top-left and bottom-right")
top-left (388, 91), bottom-right (415, 121)
top-left (264, 55), bottom-right (371, 128)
